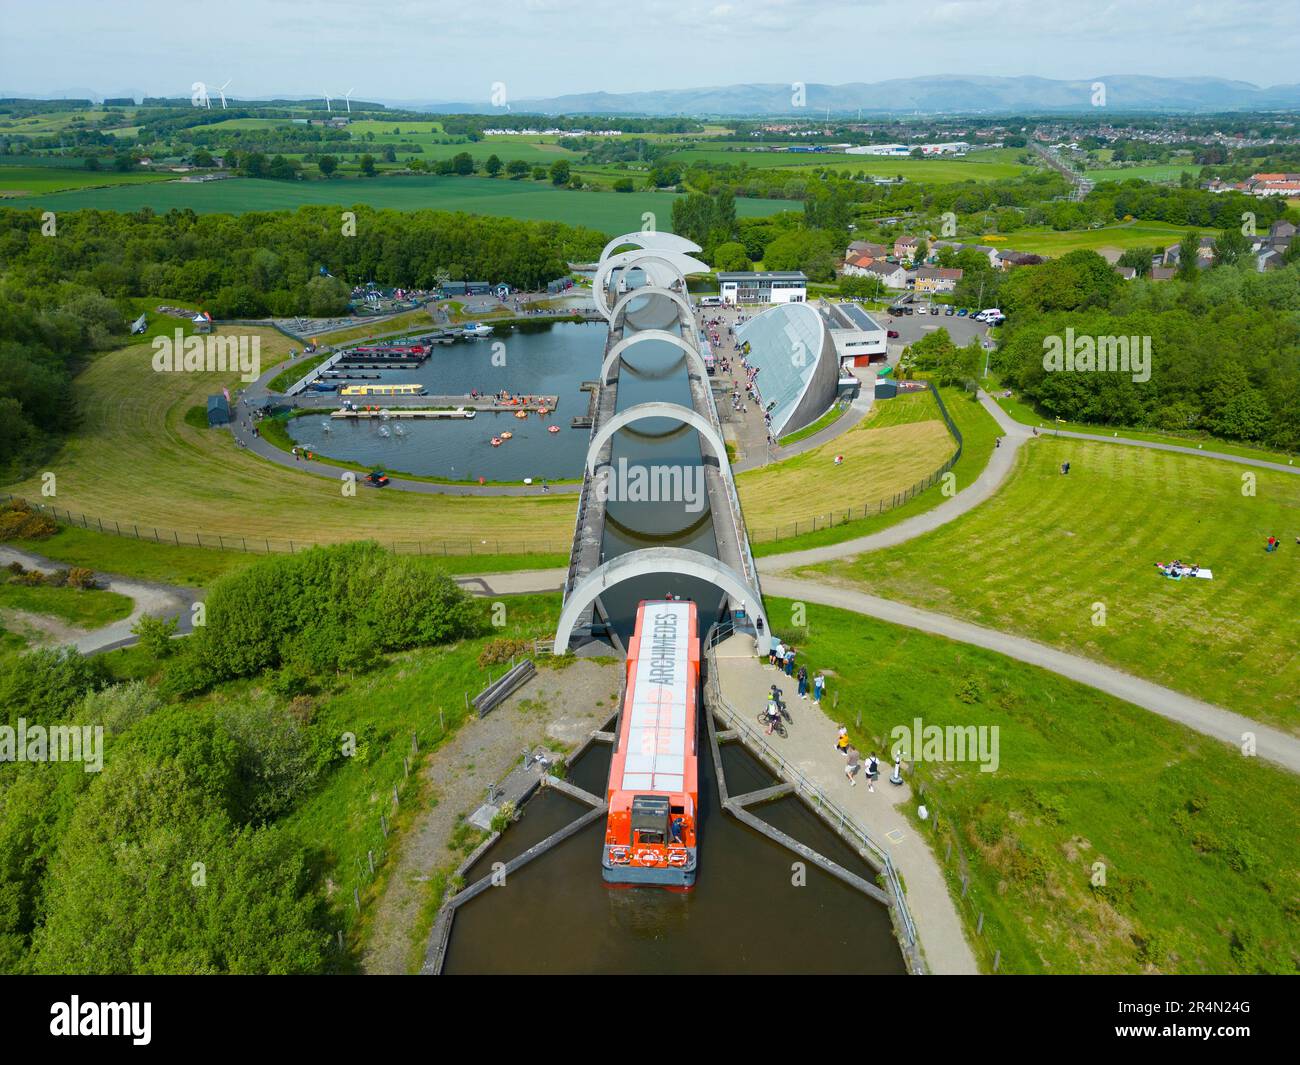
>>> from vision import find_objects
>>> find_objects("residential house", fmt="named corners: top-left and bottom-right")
top-left (912, 266), bottom-right (964, 294)
top-left (856, 260), bottom-right (910, 290)
top-left (846, 240), bottom-right (888, 260)
top-left (996, 251), bottom-right (1044, 270)
top-left (931, 241), bottom-right (1000, 268)
top-left (1150, 266), bottom-right (1176, 281)
top-left (1115, 265), bottom-right (1138, 281)
top-left (893, 236), bottom-right (922, 261)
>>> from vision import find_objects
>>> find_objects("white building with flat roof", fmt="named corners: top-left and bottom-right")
top-left (717, 271), bottom-right (807, 305)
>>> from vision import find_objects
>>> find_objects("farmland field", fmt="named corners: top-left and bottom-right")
top-left (990, 221), bottom-right (1201, 256)
top-left (661, 145), bottom-right (1033, 182)
top-left (1088, 164), bottom-right (1202, 184)
top-left (5, 174), bottom-right (792, 231)
top-left (0, 165), bottom-right (173, 196)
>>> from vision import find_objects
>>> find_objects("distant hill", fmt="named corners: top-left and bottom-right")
top-left (406, 75), bottom-right (1300, 116)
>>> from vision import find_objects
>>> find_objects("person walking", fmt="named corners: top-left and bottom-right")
top-left (866, 754), bottom-right (880, 784)
top-left (797, 665), bottom-right (808, 699)
top-left (835, 726), bottom-right (849, 756)
top-left (844, 746), bottom-right (861, 786)
top-left (813, 671), bottom-right (825, 704)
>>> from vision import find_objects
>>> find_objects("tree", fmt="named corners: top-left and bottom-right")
top-left (1212, 227), bottom-right (1249, 267)
top-left (531, 165), bottom-right (547, 181)
top-left (506, 159), bottom-right (529, 180)
top-left (1177, 231), bottom-right (1200, 281)
top-left (317, 155), bottom-right (337, 177)
top-left (712, 242), bottom-right (750, 272)
top-left (451, 151), bottom-right (474, 175)
top-left (359, 153), bottom-right (376, 177)
top-left (612, 177), bottom-right (634, 193)
top-left (484, 154), bottom-right (502, 177)
top-left (549, 159), bottom-right (571, 185)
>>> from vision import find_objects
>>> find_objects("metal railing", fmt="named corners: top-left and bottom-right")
top-left (703, 621), bottom-right (918, 953)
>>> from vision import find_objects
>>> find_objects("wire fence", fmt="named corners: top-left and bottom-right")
top-left (3, 496), bottom-right (570, 557)
top-left (749, 382), bottom-right (964, 544)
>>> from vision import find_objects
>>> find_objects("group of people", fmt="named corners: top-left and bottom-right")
top-left (837, 729), bottom-right (881, 791)
top-left (761, 639), bottom-right (826, 735)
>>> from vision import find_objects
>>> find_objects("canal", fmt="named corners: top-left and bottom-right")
top-left (440, 283), bottom-right (905, 974)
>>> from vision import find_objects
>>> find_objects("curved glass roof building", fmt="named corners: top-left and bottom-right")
top-left (734, 302), bottom-right (838, 438)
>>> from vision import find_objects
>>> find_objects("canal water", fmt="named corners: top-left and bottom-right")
top-left (441, 283), bottom-right (905, 974)
top-left (285, 322), bottom-right (605, 480)
top-left (441, 737), bottom-right (906, 974)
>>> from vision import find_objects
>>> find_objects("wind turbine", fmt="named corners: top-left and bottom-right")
top-left (342, 88), bottom-right (354, 113)
top-left (323, 91), bottom-right (332, 113)
top-left (217, 79), bottom-right (231, 109)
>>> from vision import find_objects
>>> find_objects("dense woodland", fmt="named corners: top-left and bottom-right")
top-left (0, 206), bottom-right (607, 475)
top-left (0, 543), bottom-right (483, 974)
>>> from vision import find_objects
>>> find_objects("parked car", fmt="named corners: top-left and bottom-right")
top-left (945, 305), bottom-right (955, 316)
top-left (957, 308), bottom-right (968, 317)
top-left (887, 329), bottom-right (900, 338)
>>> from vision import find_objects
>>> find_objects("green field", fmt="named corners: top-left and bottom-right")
top-left (753, 387), bottom-right (1002, 556)
top-left (5, 175), bottom-right (791, 232)
top-left (662, 146), bottom-right (1032, 183)
top-left (0, 165), bottom-right (172, 196)
top-left (1088, 164), bottom-right (1202, 184)
top-left (767, 597), bottom-right (1300, 974)
top-left (990, 221), bottom-right (1201, 257)
top-left (802, 437), bottom-right (1300, 730)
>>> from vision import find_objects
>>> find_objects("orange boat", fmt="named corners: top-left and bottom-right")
top-left (602, 599), bottom-right (699, 888)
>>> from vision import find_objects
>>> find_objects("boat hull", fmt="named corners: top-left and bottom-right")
top-left (602, 848), bottom-right (697, 888)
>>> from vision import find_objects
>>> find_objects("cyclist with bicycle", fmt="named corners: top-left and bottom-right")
top-left (764, 697), bottom-right (783, 735)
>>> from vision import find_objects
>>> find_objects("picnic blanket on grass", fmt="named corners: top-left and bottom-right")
top-left (1156, 564), bottom-right (1213, 580)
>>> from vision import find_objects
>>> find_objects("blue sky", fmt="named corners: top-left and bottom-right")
top-left (1, 0), bottom-right (1296, 102)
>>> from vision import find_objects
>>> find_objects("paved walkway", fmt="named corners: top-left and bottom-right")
top-left (0, 546), bottom-right (199, 655)
top-left (758, 390), bottom-right (1028, 571)
top-left (761, 575), bottom-right (1300, 774)
top-left (712, 634), bottom-right (979, 974)
top-left (1038, 426), bottom-right (1298, 475)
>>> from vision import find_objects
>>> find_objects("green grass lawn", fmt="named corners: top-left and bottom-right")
top-left (801, 438), bottom-right (1300, 730)
top-left (764, 597), bottom-right (1300, 974)
top-left (6, 175), bottom-right (790, 232)
top-left (0, 165), bottom-right (173, 196)
top-left (778, 402), bottom-right (850, 446)
top-left (8, 524), bottom-right (567, 589)
top-left (0, 580), bottom-right (133, 628)
top-left (267, 352), bottom-right (332, 392)
top-left (753, 387), bottom-right (1000, 556)
top-left (992, 221), bottom-right (1199, 257)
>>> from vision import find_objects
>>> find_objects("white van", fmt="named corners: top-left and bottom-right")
top-left (976, 308), bottom-right (1005, 324)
